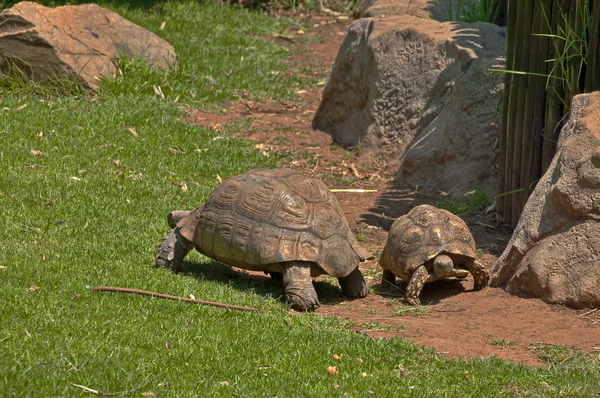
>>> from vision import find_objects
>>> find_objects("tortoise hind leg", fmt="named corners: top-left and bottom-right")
top-left (282, 261), bottom-right (320, 312)
top-left (464, 260), bottom-right (490, 290)
top-left (155, 228), bottom-right (190, 273)
top-left (338, 268), bottom-right (368, 298)
top-left (381, 269), bottom-right (396, 287)
top-left (404, 265), bottom-right (429, 306)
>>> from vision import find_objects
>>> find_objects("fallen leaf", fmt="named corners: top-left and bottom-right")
top-left (36, 131), bottom-right (43, 138)
top-left (142, 392), bottom-right (159, 397)
top-left (356, 358), bottom-right (364, 363)
top-left (332, 354), bottom-right (340, 361)
top-left (169, 147), bottom-right (182, 153)
top-left (78, 169), bottom-right (87, 174)
top-left (17, 103), bottom-right (28, 110)
top-left (219, 381), bottom-right (229, 386)
top-left (189, 293), bottom-right (196, 300)
top-left (28, 286), bottom-right (40, 292)
top-left (180, 182), bottom-right (188, 193)
top-left (0, 266), bottom-right (7, 270)
top-left (216, 174), bottom-right (223, 183)
top-left (297, 29), bottom-right (305, 35)
top-left (350, 163), bottom-right (361, 178)
top-left (113, 159), bottom-right (121, 165)
top-left (159, 21), bottom-right (166, 31)
top-left (30, 149), bottom-right (43, 156)
top-left (70, 176), bottom-right (81, 181)
top-left (128, 127), bottom-right (138, 137)
top-left (327, 366), bottom-right (338, 375)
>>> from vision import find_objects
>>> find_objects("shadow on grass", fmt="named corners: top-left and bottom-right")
top-left (177, 260), bottom-right (348, 306)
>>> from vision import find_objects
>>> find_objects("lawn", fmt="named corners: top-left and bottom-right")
top-left (0, 1), bottom-right (599, 396)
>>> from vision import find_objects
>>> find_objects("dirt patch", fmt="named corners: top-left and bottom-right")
top-left (188, 12), bottom-right (600, 367)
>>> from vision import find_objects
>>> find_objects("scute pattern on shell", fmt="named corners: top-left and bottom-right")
top-left (380, 205), bottom-right (476, 276)
top-left (180, 168), bottom-right (369, 277)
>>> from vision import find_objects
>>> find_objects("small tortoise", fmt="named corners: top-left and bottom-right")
top-left (156, 168), bottom-right (373, 312)
top-left (379, 204), bottom-right (489, 305)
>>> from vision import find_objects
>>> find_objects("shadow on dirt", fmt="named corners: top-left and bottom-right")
top-left (372, 278), bottom-right (472, 306)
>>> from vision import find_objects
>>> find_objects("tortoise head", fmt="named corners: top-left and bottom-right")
top-left (432, 254), bottom-right (454, 278)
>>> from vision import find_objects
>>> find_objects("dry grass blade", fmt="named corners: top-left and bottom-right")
top-left (70, 372), bottom-right (164, 396)
top-left (329, 189), bottom-right (377, 193)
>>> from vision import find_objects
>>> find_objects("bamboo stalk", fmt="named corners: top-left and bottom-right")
top-left (565, 0), bottom-right (582, 103)
top-left (541, 0), bottom-right (569, 172)
top-left (530, 0), bottom-right (553, 191)
top-left (491, 0), bottom-right (508, 26)
top-left (496, 0), bottom-right (518, 222)
top-left (585, 1), bottom-right (600, 91)
top-left (520, 1), bottom-right (548, 211)
top-left (498, 0), bottom-right (520, 225)
top-left (510, 0), bottom-right (535, 226)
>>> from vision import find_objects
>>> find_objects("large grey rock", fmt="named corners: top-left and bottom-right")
top-left (0, 1), bottom-right (176, 89)
top-left (490, 92), bottom-right (600, 309)
top-left (312, 14), bottom-right (505, 196)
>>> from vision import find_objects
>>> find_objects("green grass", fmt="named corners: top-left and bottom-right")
top-left (1, 1), bottom-right (600, 396)
top-left (434, 0), bottom-right (494, 23)
top-left (435, 182), bottom-right (492, 215)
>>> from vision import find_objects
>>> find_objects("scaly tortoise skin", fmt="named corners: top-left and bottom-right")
top-left (155, 168), bottom-right (373, 312)
top-left (379, 204), bottom-right (489, 305)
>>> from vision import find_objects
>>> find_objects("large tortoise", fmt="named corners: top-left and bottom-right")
top-left (379, 204), bottom-right (489, 305)
top-left (156, 168), bottom-right (373, 312)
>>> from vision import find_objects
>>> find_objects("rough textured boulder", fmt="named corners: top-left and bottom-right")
top-left (490, 92), bottom-right (600, 309)
top-left (356, 0), bottom-right (431, 18)
top-left (312, 13), bottom-right (505, 197)
top-left (356, 0), bottom-right (451, 21)
top-left (0, 2), bottom-right (176, 89)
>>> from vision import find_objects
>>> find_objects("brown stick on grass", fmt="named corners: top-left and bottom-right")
top-left (91, 286), bottom-right (260, 312)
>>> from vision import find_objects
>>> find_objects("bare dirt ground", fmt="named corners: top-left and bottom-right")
top-left (188, 12), bottom-right (600, 367)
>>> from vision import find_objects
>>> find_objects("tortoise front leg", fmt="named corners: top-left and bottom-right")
top-left (404, 265), bottom-right (429, 306)
top-left (155, 228), bottom-right (191, 273)
top-left (464, 260), bottom-right (490, 290)
top-left (338, 267), bottom-right (368, 298)
top-left (282, 261), bottom-right (320, 312)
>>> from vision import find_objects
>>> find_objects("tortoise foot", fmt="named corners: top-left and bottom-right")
top-left (338, 268), bottom-right (368, 298)
top-left (283, 262), bottom-right (320, 311)
top-left (155, 229), bottom-right (189, 273)
top-left (156, 230), bottom-right (177, 269)
top-left (403, 297), bottom-right (421, 306)
top-left (285, 287), bottom-right (320, 312)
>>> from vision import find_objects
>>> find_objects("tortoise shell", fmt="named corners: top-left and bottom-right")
top-left (176, 168), bottom-right (372, 277)
top-left (379, 204), bottom-right (476, 279)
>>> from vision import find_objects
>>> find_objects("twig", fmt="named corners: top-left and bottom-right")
top-left (330, 189), bottom-right (378, 193)
top-left (91, 287), bottom-right (259, 312)
top-left (70, 372), bottom-right (164, 396)
top-left (310, 158), bottom-right (319, 174)
top-left (579, 308), bottom-right (599, 317)
top-left (273, 34), bottom-right (295, 43)
top-left (474, 221), bottom-right (497, 229)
